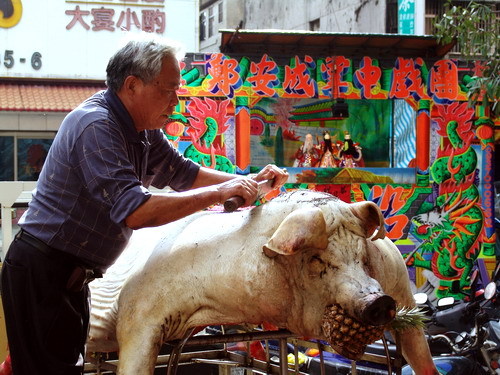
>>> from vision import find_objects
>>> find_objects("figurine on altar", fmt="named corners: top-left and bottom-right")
top-left (317, 131), bottom-right (339, 167)
top-left (293, 133), bottom-right (320, 167)
top-left (338, 131), bottom-right (363, 168)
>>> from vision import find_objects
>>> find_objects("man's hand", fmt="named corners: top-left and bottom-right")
top-left (252, 164), bottom-right (289, 189)
top-left (215, 177), bottom-right (259, 207)
top-left (126, 165), bottom-right (289, 229)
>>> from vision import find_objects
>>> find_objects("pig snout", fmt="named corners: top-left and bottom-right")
top-left (359, 294), bottom-right (396, 326)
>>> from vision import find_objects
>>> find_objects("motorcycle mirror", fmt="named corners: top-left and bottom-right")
top-left (413, 292), bottom-right (428, 305)
top-left (484, 281), bottom-right (496, 300)
top-left (437, 296), bottom-right (455, 307)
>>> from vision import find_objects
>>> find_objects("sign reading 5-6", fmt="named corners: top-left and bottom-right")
top-left (1, 50), bottom-right (42, 70)
top-left (0, 0), bottom-right (23, 28)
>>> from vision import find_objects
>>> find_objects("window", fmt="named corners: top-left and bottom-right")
top-left (200, 12), bottom-right (207, 41)
top-left (218, 2), bottom-right (223, 23)
top-left (309, 18), bottom-right (320, 31)
top-left (0, 133), bottom-right (55, 181)
top-left (208, 6), bottom-right (215, 38)
top-left (424, 0), bottom-right (446, 35)
top-left (0, 136), bottom-right (14, 181)
top-left (385, 0), bottom-right (398, 34)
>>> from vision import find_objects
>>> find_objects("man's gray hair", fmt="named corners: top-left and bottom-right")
top-left (106, 34), bottom-right (185, 92)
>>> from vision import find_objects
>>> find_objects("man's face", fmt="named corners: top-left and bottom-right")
top-left (132, 56), bottom-right (181, 131)
top-left (304, 134), bottom-right (313, 150)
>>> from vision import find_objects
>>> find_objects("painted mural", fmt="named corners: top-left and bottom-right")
top-left (164, 97), bottom-right (237, 173)
top-left (167, 52), bottom-right (497, 300)
top-left (406, 104), bottom-right (495, 298)
top-left (248, 98), bottom-right (391, 168)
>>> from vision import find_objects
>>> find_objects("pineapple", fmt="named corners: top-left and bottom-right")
top-left (321, 304), bottom-right (385, 360)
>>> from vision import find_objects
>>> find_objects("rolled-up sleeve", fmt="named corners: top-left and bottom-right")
top-left (110, 185), bottom-right (151, 224)
top-left (147, 130), bottom-right (200, 191)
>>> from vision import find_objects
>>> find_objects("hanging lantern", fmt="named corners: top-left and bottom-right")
top-left (165, 121), bottom-right (185, 137)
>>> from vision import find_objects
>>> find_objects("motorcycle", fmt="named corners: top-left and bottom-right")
top-left (403, 262), bottom-right (500, 375)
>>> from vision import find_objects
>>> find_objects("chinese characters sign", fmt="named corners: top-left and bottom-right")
top-left (0, 0), bottom-right (197, 79)
top-left (65, 1), bottom-right (165, 33)
top-left (185, 53), bottom-right (466, 103)
top-left (398, 0), bottom-right (415, 34)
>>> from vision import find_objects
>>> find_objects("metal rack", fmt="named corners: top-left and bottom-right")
top-left (85, 328), bottom-right (403, 375)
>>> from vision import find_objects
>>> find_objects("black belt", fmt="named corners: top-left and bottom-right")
top-left (15, 229), bottom-right (103, 292)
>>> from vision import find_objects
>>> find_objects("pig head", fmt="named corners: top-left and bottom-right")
top-left (87, 190), bottom-right (437, 375)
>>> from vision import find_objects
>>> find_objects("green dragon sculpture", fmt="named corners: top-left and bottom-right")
top-left (408, 102), bottom-right (485, 299)
top-left (183, 97), bottom-right (236, 173)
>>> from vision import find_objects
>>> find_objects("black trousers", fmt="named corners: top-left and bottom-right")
top-left (1, 235), bottom-right (90, 375)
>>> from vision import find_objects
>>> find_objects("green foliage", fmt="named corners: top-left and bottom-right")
top-left (434, 0), bottom-right (499, 116)
top-left (389, 305), bottom-right (428, 331)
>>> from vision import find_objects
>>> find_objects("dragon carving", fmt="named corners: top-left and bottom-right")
top-left (407, 102), bottom-right (485, 299)
top-left (183, 97), bottom-right (236, 173)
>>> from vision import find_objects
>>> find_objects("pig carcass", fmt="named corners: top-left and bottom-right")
top-left (88, 190), bottom-right (437, 375)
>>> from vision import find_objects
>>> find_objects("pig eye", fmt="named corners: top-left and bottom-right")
top-left (311, 255), bottom-right (323, 262)
top-left (308, 255), bottom-right (327, 277)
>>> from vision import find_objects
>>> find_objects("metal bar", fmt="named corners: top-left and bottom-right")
top-left (291, 338), bottom-right (393, 365)
top-left (293, 342), bottom-right (299, 374)
top-left (167, 327), bottom-right (196, 375)
top-left (168, 329), bottom-right (296, 347)
top-left (246, 340), bottom-right (251, 367)
top-left (225, 351), bottom-right (310, 375)
top-left (264, 339), bottom-right (271, 372)
top-left (84, 350), bottom-right (227, 373)
top-left (381, 335), bottom-right (393, 375)
top-left (279, 338), bottom-right (289, 374)
top-left (318, 342), bottom-right (325, 375)
top-left (351, 360), bottom-right (358, 375)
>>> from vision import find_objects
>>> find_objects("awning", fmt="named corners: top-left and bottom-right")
top-left (0, 81), bottom-right (106, 112)
top-left (220, 29), bottom-right (456, 59)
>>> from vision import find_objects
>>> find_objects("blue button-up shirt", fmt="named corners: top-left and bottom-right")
top-left (20, 89), bottom-right (200, 270)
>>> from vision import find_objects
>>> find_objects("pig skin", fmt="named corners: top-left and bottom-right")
top-left (87, 190), bottom-right (438, 375)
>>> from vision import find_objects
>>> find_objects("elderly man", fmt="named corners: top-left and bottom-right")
top-left (0, 35), bottom-right (287, 375)
top-left (293, 133), bottom-right (320, 167)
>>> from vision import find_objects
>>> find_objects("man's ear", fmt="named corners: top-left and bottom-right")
top-left (121, 75), bottom-right (141, 97)
top-left (263, 207), bottom-right (329, 257)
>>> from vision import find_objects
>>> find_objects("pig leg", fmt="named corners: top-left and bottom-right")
top-left (394, 328), bottom-right (438, 375)
top-left (117, 324), bottom-right (162, 375)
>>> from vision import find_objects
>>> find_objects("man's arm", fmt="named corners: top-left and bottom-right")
top-left (191, 164), bottom-right (288, 189)
top-left (124, 165), bottom-right (288, 230)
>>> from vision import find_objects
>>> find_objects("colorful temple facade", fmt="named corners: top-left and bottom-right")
top-left (165, 32), bottom-right (497, 299)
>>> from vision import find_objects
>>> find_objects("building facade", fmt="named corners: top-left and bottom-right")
top-left (200, 0), bottom-right (499, 53)
top-left (200, 0), bottom-right (390, 53)
top-left (0, 0), bottom-right (199, 181)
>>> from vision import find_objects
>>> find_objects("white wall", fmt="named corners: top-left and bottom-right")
top-left (0, 112), bottom-right (66, 132)
top-left (199, 0), bottom-right (387, 52)
top-left (0, 0), bottom-right (199, 80)
top-left (244, 0), bottom-right (386, 33)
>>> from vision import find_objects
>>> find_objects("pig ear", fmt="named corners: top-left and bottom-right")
top-left (349, 201), bottom-right (386, 241)
top-left (263, 207), bottom-right (329, 257)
